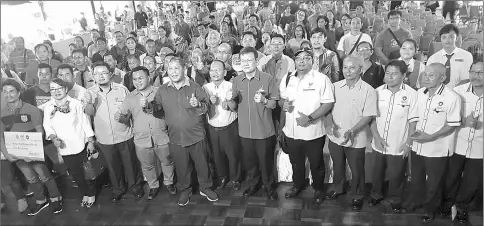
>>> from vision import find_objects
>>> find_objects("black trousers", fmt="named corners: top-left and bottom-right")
top-left (63, 150), bottom-right (96, 197)
top-left (409, 152), bottom-right (448, 215)
top-left (208, 120), bottom-right (241, 182)
top-left (97, 138), bottom-right (143, 196)
top-left (240, 136), bottom-right (276, 189)
top-left (442, 154), bottom-right (483, 210)
top-left (371, 150), bottom-right (407, 204)
top-left (286, 136), bottom-right (326, 191)
top-left (169, 138), bottom-right (212, 191)
top-left (328, 140), bottom-right (365, 200)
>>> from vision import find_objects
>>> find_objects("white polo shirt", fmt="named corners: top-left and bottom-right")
top-left (452, 83), bottom-right (483, 159)
top-left (426, 47), bottom-right (473, 89)
top-left (328, 78), bottom-right (378, 148)
top-left (280, 69), bottom-right (335, 141)
top-left (202, 80), bottom-right (238, 128)
top-left (372, 84), bottom-right (419, 155)
top-left (412, 85), bottom-right (462, 157)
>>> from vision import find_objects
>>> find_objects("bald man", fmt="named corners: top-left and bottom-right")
top-left (188, 49), bottom-right (210, 86)
top-left (215, 43), bottom-right (237, 81)
top-left (406, 63), bottom-right (461, 223)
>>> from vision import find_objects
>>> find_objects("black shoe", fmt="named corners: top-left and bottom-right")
top-left (166, 184), bottom-right (177, 195)
top-left (134, 189), bottom-right (144, 199)
top-left (28, 202), bottom-right (49, 216)
top-left (111, 194), bottom-right (123, 203)
top-left (352, 199), bottom-right (363, 211)
top-left (51, 200), bottom-right (63, 214)
top-left (266, 188), bottom-right (278, 200)
top-left (314, 190), bottom-right (325, 205)
top-left (216, 177), bottom-right (229, 190)
top-left (147, 188), bottom-right (160, 200)
top-left (420, 213), bottom-right (435, 224)
top-left (438, 205), bottom-right (451, 217)
top-left (232, 181), bottom-right (241, 191)
top-left (325, 191), bottom-right (341, 200)
top-left (391, 202), bottom-right (402, 213)
top-left (455, 211), bottom-right (468, 224)
top-left (243, 183), bottom-right (261, 197)
top-left (284, 187), bottom-right (301, 198)
top-left (368, 197), bottom-right (383, 207)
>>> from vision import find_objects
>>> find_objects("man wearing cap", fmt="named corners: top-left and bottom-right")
top-left (227, 47), bottom-right (279, 200)
top-left (407, 63), bottom-right (461, 223)
top-left (324, 54), bottom-right (377, 211)
top-left (279, 47), bottom-right (334, 204)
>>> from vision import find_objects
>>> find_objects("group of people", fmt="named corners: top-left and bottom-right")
top-left (1, 1), bottom-right (482, 225)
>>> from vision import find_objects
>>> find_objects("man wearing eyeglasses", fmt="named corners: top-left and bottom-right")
top-left (279, 48), bottom-right (334, 204)
top-left (406, 63), bottom-right (461, 223)
top-left (85, 62), bottom-right (144, 203)
top-left (439, 59), bottom-right (483, 223)
top-left (324, 55), bottom-right (377, 211)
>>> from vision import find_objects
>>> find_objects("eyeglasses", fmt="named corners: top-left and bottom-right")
top-left (240, 59), bottom-right (255, 64)
top-left (295, 56), bottom-right (312, 63)
top-left (50, 87), bottom-right (65, 93)
top-left (93, 72), bottom-right (110, 77)
top-left (470, 71), bottom-right (484, 77)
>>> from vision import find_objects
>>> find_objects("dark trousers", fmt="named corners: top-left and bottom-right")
top-left (208, 120), bottom-right (241, 182)
top-left (409, 151), bottom-right (448, 215)
top-left (63, 150), bottom-right (96, 197)
top-left (169, 138), bottom-right (212, 191)
top-left (371, 150), bottom-right (407, 204)
top-left (442, 154), bottom-right (483, 211)
top-left (97, 138), bottom-right (143, 196)
top-left (1, 160), bottom-right (25, 199)
top-left (240, 136), bottom-right (276, 188)
top-left (328, 140), bottom-right (365, 200)
top-left (286, 136), bottom-right (326, 191)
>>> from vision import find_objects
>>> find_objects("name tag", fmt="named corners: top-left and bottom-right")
top-left (455, 58), bottom-right (464, 62)
top-left (303, 88), bottom-right (315, 91)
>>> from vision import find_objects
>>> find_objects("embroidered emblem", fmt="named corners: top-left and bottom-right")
top-left (438, 102), bottom-right (443, 106)
top-left (20, 115), bottom-right (28, 122)
top-left (308, 82), bottom-right (313, 87)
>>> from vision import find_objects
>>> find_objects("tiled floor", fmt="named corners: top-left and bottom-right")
top-left (1, 175), bottom-right (482, 226)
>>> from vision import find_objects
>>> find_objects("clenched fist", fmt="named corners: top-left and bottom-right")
top-left (226, 90), bottom-right (234, 101)
top-left (189, 93), bottom-right (199, 107)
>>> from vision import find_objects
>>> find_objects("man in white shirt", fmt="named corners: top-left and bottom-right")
top-left (203, 60), bottom-right (241, 191)
top-left (407, 63), bottom-right (461, 223)
top-left (279, 48), bottom-right (334, 205)
top-left (56, 64), bottom-right (89, 103)
top-left (440, 60), bottom-right (483, 223)
top-left (324, 55), bottom-right (377, 211)
top-left (337, 17), bottom-right (373, 59)
top-left (369, 60), bottom-right (418, 212)
top-left (426, 24), bottom-right (473, 89)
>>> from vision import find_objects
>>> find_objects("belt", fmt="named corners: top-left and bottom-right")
top-left (210, 120), bottom-right (236, 131)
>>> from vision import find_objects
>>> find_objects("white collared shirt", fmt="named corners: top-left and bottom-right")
top-left (372, 84), bottom-right (419, 155)
top-left (337, 32), bottom-right (373, 55)
top-left (398, 57), bottom-right (426, 88)
top-left (280, 70), bottom-right (335, 140)
top-left (412, 85), bottom-right (462, 157)
top-left (452, 83), bottom-right (483, 159)
top-left (426, 47), bottom-right (473, 89)
top-left (43, 96), bottom-right (95, 156)
top-left (203, 80), bottom-right (238, 128)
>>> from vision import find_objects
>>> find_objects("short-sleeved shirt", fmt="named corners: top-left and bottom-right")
top-left (154, 79), bottom-right (209, 147)
top-left (337, 32), bottom-right (373, 55)
top-left (375, 28), bottom-right (412, 57)
top-left (232, 69), bottom-right (280, 139)
top-left (426, 47), bottom-right (473, 89)
top-left (1, 101), bottom-right (41, 133)
top-left (88, 82), bottom-right (133, 145)
top-left (8, 48), bottom-right (36, 73)
top-left (412, 85), bottom-right (461, 157)
top-left (21, 85), bottom-right (51, 109)
top-left (203, 81), bottom-right (238, 128)
top-left (258, 54), bottom-right (295, 85)
top-left (372, 84), bottom-right (419, 155)
top-left (328, 78), bottom-right (378, 148)
top-left (120, 86), bottom-right (169, 148)
top-left (280, 69), bottom-right (335, 140)
top-left (452, 83), bottom-right (483, 159)
top-left (24, 59), bottom-right (62, 86)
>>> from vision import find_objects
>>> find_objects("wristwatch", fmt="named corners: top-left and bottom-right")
top-left (308, 115), bottom-right (314, 123)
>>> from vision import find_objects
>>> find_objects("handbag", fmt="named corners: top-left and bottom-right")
top-left (83, 147), bottom-right (106, 180)
top-left (387, 28), bottom-right (402, 60)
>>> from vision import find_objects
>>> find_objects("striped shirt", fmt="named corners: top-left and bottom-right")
top-left (8, 48), bottom-right (35, 73)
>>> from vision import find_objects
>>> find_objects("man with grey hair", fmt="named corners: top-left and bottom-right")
top-left (324, 54), bottom-right (377, 211)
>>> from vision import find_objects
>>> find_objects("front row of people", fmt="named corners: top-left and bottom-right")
top-left (1, 46), bottom-right (482, 224)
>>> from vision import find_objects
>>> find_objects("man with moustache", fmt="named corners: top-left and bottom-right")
top-left (150, 57), bottom-right (218, 206)
top-left (279, 48), bottom-right (334, 204)
top-left (116, 66), bottom-right (176, 200)
top-left (406, 63), bottom-right (461, 223)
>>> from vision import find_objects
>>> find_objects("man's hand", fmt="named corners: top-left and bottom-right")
top-left (5, 153), bottom-right (18, 162)
top-left (400, 143), bottom-right (412, 158)
top-left (189, 93), bottom-right (199, 107)
top-left (410, 130), bottom-right (434, 143)
top-left (296, 111), bottom-right (310, 127)
top-left (254, 92), bottom-right (266, 103)
top-left (341, 130), bottom-right (355, 145)
top-left (282, 99), bottom-right (294, 113)
top-left (226, 90), bottom-right (234, 101)
top-left (53, 137), bottom-right (62, 148)
top-left (86, 142), bottom-right (95, 154)
top-left (140, 95), bottom-right (148, 108)
top-left (464, 111), bottom-right (477, 128)
top-left (209, 95), bottom-right (219, 105)
top-left (83, 91), bottom-right (93, 105)
top-left (114, 109), bottom-right (122, 122)
top-left (326, 124), bottom-right (340, 137)
top-left (23, 157), bottom-right (33, 163)
top-left (374, 136), bottom-right (389, 151)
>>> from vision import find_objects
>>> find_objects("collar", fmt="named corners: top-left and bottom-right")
top-left (384, 83), bottom-right (406, 91)
top-left (340, 77), bottom-right (363, 90)
top-left (241, 69), bottom-right (261, 81)
top-left (6, 100), bottom-right (23, 111)
top-left (441, 47), bottom-right (459, 56)
top-left (134, 85), bottom-right (155, 97)
top-left (167, 78), bottom-right (191, 88)
top-left (398, 57), bottom-right (414, 66)
top-left (97, 82), bottom-right (113, 93)
top-left (71, 83), bottom-right (80, 92)
top-left (75, 66), bottom-right (90, 73)
top-left (467, 83), bottom-right (473, 92)
top-left (423, 84), bottom-right (445, 95)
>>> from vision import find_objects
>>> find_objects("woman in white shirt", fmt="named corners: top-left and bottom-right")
top-left (43, 78), bottom-right (97, 208)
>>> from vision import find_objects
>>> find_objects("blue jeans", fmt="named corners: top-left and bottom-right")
top-left (1, 160), bottom-right (25, 200)
top-left (15, 160), bottom-right (61, 201)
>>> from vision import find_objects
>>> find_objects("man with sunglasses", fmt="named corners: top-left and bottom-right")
top-left (279, 48), bottom-right (334, 204)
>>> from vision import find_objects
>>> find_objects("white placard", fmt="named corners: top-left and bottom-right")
top-left (4, 132), bottom-right (44, 161)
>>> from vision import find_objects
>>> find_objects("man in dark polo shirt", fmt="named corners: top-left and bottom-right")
top-left (151, 57), bottom-right (218, 207)
top-left (226, 47), bottom-right (279, 200)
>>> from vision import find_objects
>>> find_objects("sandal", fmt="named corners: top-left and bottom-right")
top-left (85, 196), bottom-right (95, 208)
